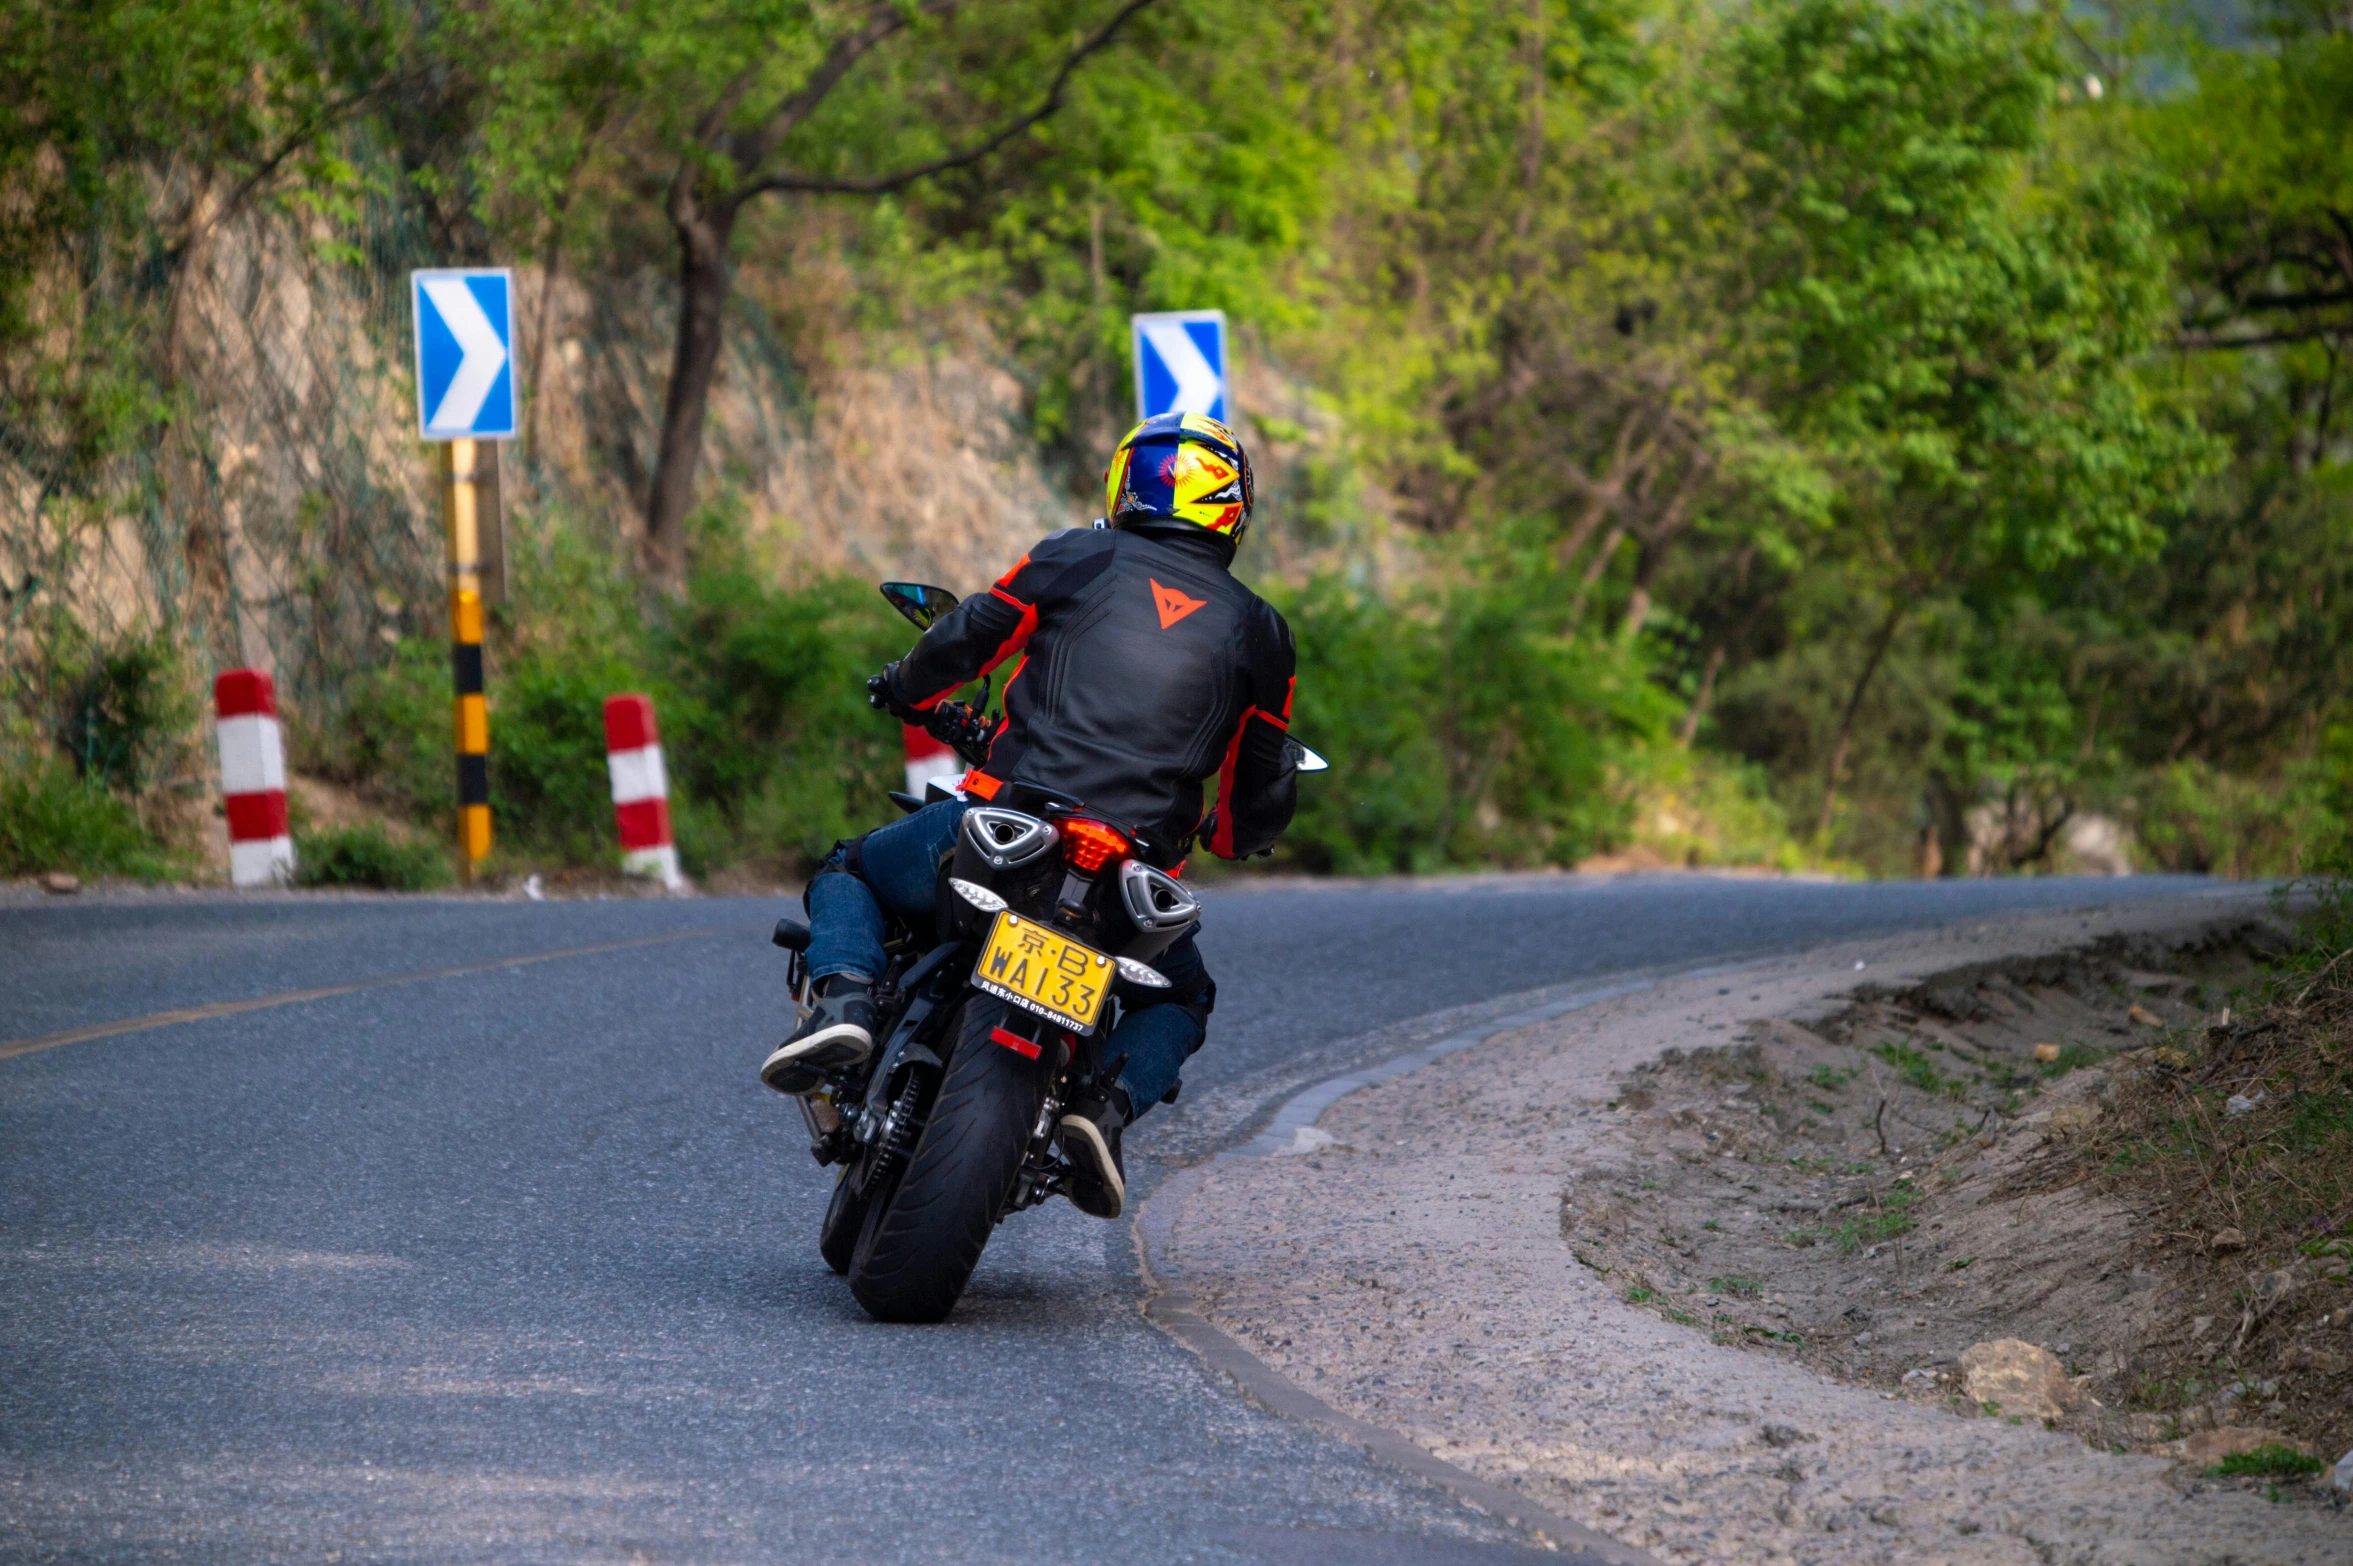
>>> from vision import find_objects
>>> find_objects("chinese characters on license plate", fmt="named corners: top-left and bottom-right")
top-left (973, 913), bottom-right (1113, 1031)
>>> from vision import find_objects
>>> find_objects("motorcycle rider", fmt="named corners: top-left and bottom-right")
top-left (760, 412), bottom-right (1298, 1219)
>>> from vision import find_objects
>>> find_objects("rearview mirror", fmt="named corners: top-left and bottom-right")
top-left (1283, 739), bottom-right (1330, 774)
top-left (880, 582), bottom-right (960, 630)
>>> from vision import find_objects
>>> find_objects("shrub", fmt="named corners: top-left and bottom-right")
top-left (1267, 557), bottom-right (1677, 875)
top-left (0, 754), bottom-right (172, 877)
top-left (492, 648), bottom-right (649, 863)
top-left (2132, 759), bottom-right (2348, 879)
top-left (310, 637), bottom-right (458, 827)
top-left (653, 536), bottom-right (908, 873)
top-left (294, 824), bottom-right (452, 890)
top-left (52, 630), bottom-right (200, 792)
top-left (2208, 1445), bottom-right (2322, 1479)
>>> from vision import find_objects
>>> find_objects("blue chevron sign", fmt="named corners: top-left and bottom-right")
top-left (1132, 310), bottom-right (1228, 424)
top-left (411, 269), bottom-right (517, 440)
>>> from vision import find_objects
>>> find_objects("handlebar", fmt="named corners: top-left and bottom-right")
top-left (868, 669), bottom-right (994, 768)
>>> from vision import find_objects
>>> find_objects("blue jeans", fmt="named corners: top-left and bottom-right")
top-left (804, 799), bottom-right (1209, 1120)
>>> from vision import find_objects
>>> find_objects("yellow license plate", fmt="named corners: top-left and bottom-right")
top-left (973, 913), bottom-right (1115, 1033)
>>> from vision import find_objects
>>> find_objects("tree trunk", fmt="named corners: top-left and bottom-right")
top-left (645, 196), bottom-right (738, 592)
top-left (1676, 644), bottom-right (1725, 747)
top-left (1565, 521), bottom-right (1626, 625)
top-left (1618, 535), bottom-right (1660, 641)
top-left (524, 220), bottom-right (567, 473)
top-left (1814, 597), bottom-right (1907, 841)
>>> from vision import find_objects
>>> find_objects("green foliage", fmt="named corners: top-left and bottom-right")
top-left (294, 824), bottom-right (452, 891)
top-left (311, 639), bottom-right (459, 831)
top-left (1873, 1042), bottom-right (1957, 1098)
top-left (51, 630), bottom-right (197, 792)
top-left (651, 516), bottom-right (909, 872)
top-left (309, 504), bottom-right (907, 877)
top-left (1271, 545), bottom-right (1679, 874)
top-left (2209, 1445), bottom-right (2323, 1479)
top-left (1827, 1184), bottom-right (1916, 1253)
top-left (2133, 759), bottom-right (2349, 879)
top-left (8, 0), bottom-right (2353, 885)
top-left (0, 753), bottom-right (172, 878)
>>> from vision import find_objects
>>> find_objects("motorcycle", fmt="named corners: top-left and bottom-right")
top-left (771, 580), bottom-right (1326, 1323)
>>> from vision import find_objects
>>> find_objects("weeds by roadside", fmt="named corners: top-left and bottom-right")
top-left (0, 752), bottom-right (179, 879)
top-left (294, 825), bottom-right (452, 891)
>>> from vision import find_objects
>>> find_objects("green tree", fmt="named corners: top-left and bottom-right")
top-left (470, 0), bottom-right (1165, 590)
top-left (1715, 0), bottom-right (2213, 836)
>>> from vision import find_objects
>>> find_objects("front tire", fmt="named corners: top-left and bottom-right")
top-left (847, 997), bottom-right (1045, 1323)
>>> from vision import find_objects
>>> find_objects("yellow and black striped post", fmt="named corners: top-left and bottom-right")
top-left (443, 438), bottom-right (493, 875)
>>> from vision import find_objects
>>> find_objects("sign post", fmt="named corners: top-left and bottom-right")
top-left (1130, 309), bottom-right (1230, 423)
top-left (412, 268), bottom-right (517, 879)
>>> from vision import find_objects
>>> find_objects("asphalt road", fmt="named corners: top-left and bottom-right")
top-left (0, 872), bottom-right (2224, 1564)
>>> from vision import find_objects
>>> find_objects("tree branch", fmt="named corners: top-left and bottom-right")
top-left (2175, 324), bottom-right (2352, 351)
top-left (743, 0), bottom-right (1161, 199)
top-left (729, 0), bottom-right (961, 174)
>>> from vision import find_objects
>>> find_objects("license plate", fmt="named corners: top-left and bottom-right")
top-left (972, 913), bottom-right (1114, 1033)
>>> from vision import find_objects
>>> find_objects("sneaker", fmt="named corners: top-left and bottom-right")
top-left (1056, 1089), bottom-right (1130, 1219)
top-left (760, 978), bottom-right (877, 1095)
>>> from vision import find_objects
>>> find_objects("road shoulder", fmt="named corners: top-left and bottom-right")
top-left (1147, 890), bottom-right (2353, 1565)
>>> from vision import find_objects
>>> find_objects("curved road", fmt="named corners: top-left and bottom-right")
top-left (0, 873), bottom-right (2220, 1564)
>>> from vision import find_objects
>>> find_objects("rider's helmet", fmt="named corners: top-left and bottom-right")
top-left (1103, 412), bottom-right (1255, 547)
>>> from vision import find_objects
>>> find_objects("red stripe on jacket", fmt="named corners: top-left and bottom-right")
top-left (1207, 704), bottom-right (1285, 859)
top-left (912, 586), bottom-right (1038, 710)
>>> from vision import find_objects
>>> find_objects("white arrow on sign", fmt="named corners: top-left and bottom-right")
top-left (421, 277), bottom-right (509, 433)
top-left (1139, 317), bottom-right (1221, 415)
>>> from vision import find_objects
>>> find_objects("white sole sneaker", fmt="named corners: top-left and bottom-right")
top-left (1055, 1114), bottom-right (1125, 1219)
top-left (760, 1023), bottom-right (874, 1095)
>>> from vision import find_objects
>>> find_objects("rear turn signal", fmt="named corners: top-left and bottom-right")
top-left (1059, 818), bottom-right (1131, 874)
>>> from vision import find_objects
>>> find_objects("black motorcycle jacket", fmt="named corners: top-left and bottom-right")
top-left (887, 522), bottom-right (1297, 862)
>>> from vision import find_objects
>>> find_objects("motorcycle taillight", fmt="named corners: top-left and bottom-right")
top-left (1059, 817), bottom-right (1131, 874)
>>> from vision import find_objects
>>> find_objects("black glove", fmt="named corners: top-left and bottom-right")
top-left (867, 664), bottom-right (910, 718)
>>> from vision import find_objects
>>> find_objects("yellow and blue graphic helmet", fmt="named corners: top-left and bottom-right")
top-left (1103, 413), bottom-right (1255, 545)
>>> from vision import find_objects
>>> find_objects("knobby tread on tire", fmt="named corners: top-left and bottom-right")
top-left (847, 996), bottom-right (1044, 1323)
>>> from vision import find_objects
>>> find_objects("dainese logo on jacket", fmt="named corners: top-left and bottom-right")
top-left (1150, 579), bottom-right (1208, 630)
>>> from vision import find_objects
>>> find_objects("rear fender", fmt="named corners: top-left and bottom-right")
top-left (859, 944), bottom-right (971, 1120)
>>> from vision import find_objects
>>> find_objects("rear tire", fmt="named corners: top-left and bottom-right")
top-left (818, 1165), bottom-right (867, 1275)
top-left (848, 997), bottom-right (1044, 1323)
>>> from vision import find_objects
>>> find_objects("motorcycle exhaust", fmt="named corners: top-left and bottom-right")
top-left (1118, 859), bottom-right (1199, 930)
top-left (960, 807), bottom-right (1060, 870)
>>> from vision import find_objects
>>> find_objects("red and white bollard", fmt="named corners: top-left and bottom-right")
top-left (603, 693), bottom-right (686, 892)
top-left (214, 669), bottom-right (296, 888)
top-left (903, 724), bottom-right (962, 797)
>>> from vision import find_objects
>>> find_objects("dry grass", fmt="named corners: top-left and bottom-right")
top-left (2074, 942), bottom-right (2353, 1457)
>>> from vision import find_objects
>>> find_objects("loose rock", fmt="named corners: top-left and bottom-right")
top-left (2127, 1003), bottom-right (2164, 1027)
top-left (2046, 1103), bottom-right (2100, 1136)
top-left (40, 871), bottom-right (80, 894)
top-left (1760, 1422), bottom-right (1811, 1447)
top-left (2034, 1042), bottom-right (2062, 1063)
top-left (2210, 1228), bottom-right (2246, 1253)
top-left (2333, 1448), bottom-right (2353, 1494)
top-left (1959, 1338), bottom-right (2081, 1421)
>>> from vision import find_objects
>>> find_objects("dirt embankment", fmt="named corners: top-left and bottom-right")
top-left (1160, 894), bottom-right (2353, 1565)
top-left (1564, 921), bottom-right (2351, 1471)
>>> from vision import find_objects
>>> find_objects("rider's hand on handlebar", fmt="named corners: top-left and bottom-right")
top-left (867, 664), bottom-right (914, 720)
